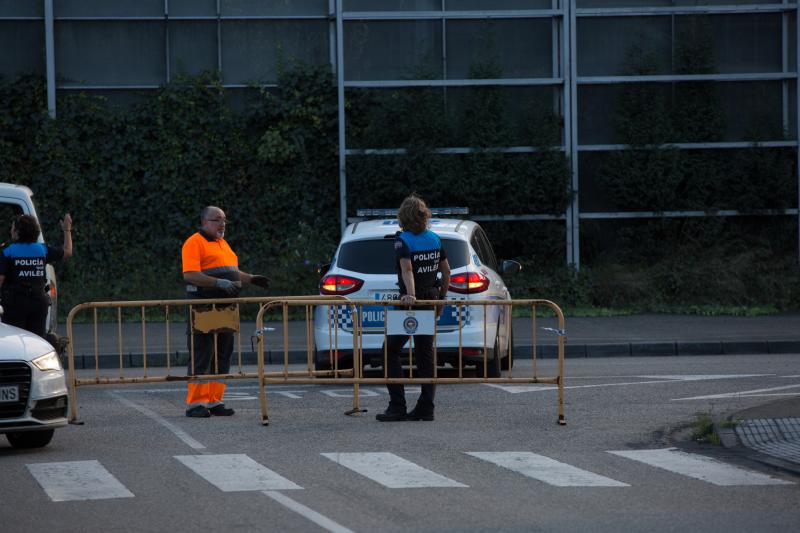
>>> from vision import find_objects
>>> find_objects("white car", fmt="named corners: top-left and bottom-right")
top-left (313, 214), bottom-right (521, 377)
top-left (0, 320), bottom-right (68, 448)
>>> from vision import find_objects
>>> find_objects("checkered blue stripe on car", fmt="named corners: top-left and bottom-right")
top-left (326, 302), bottom-right (472, 332)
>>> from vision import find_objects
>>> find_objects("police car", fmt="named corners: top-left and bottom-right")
top-left (0, 320), bottom-right (68, 448)
top-left (313, 209), bottom-right (521, 377)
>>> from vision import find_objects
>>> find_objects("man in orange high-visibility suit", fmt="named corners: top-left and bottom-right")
top-left (181, 206), bottom-right (269, 418)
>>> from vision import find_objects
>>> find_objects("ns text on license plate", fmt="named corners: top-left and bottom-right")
top-left (0, 385), bottom-right (19, 403)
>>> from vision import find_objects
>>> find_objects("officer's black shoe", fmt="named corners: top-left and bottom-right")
top-left (375, 409), bottom-right (407, 422)
top-left (209, 404), bottom-right (235, 416)
top-left (406, 408), bottom-right (434, 421)
top-left (186, 405), bottom-right (211, 418)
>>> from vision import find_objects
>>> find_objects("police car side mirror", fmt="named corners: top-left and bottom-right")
top-left (317, 263), bottom-right (331, 276)
top-left (500, 260), bottom-right (522, 276)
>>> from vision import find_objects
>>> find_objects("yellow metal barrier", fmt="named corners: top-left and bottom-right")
top-left (254, 298), bottom-right (566, 426)
top-left (64, 295), bottom-right (346, 423)
top-left (65, 296), bottom-right (566, 427)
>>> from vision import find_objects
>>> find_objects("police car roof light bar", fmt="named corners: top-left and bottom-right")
top-left (356, 207), bottom-right (469, 218)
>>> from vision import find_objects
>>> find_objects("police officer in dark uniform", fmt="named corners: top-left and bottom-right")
top-left (0, 213), bottom-right (72, 338)
top-left (377, 195), bottom-right (450, 422)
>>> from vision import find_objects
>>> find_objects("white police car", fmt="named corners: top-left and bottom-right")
top-left (0, 320), bottom-right (68, 448)
top-left (314, 209), bottom-right (520, 377)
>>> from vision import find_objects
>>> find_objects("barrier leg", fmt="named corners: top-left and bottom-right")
top-left (257, 313), bottom-right (269, 426)
top-left (345, 304), bottom-right (367, 416)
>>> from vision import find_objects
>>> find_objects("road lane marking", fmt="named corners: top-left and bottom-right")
top-left (608, 448), bottom-right (794, 486)
top-left (639, 374), bottom-right (771, 381)
top-left (110, 392), bottom-right (206, 450)
top-left (488, 375), bottom-right (777, 394)
top-left (466, 452), bottom-right (628, 487)
top-left (27, 460), bottom-right (135, 502)
top-left (175, 454), bottom-right (302, 491)
top-left (321, 388), bottom-right (380, 398)
top-left (263, 491), bottom-right (355, 533)
top-left (321, 452), bottom-right (468, 488)
top-left (673, 383), bottom-right (800, 401)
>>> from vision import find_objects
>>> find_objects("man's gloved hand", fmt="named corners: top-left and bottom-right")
top-left (215, 278), bottom-right (239, 295)
top-left (250, 275), bottom-right (270, 289)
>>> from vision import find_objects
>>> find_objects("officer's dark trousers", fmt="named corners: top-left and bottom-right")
top-left (1, 289), bottom-right (48, 338)
top-left (185, 300), bottom-right (234, 376)
top-left (385, 333), bottom-right (436, 413)
top-left (187, 330), bottom-right (234, 375)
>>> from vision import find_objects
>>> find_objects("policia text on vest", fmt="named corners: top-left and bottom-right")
top-left (0, 213), bottom-right (73, 339)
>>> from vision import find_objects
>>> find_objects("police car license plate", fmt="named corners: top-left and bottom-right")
top-left (0, 385), bottom-right (19, 403)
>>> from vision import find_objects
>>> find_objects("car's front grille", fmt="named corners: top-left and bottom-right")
top-left (0, 362), bottom-right (32, 418)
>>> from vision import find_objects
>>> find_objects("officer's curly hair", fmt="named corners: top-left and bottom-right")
top-left (397, 195), bottom-right (430, 234)
top-left (13, 214), bottom-right (41, 243)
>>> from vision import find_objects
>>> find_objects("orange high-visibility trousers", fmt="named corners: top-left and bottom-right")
top-left (186, 381), bottom-right (226, 407)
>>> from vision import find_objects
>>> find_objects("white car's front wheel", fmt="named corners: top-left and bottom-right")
top-left (6, 429), bottom-right (55, 449)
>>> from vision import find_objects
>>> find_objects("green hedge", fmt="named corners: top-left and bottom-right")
top-left (0, 59), bottom-right (797, 317)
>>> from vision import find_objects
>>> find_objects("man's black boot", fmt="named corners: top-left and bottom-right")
top-left (406, 407), bottom-right (434, 421)
top-left (375, 408), bottom-right (407, 422)
top-left (209, 404), bottom-right (235, 416)
top-left (186, 405), bottom-right (211, 418)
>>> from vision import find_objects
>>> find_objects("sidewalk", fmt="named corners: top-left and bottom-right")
top-left (717, 397), bottom-right (800, 476)
top-left (65, 312), bottom-right (800, 361)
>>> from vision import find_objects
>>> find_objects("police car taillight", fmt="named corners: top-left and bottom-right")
top-left (449, 272), bottom-right (489, 294)
top-left (320, 275), bottom-right (364, 295)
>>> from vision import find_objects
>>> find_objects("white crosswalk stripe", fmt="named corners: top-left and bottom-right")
top-left (608, 448), bottom-right (794, 486)
top-left (175, 454), bottom-right (302, 491)
top-left (26, 460), bottom-right (135, 502)
top-left (466, 451), bottom-right (629, 487)
top-left (321, 452), bottom-right (468, 488)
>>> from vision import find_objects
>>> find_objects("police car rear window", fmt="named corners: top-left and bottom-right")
top-left (336, 238), bottom-right (469, 274)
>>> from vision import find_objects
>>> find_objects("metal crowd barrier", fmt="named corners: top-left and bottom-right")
top-left (64, 295), bottom-right (345, 423)
top-left (65, 296), bottom-right (566, 427)
top-left (254, 298), bottom-right (566, 426)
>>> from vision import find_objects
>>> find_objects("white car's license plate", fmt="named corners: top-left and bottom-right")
top-left (0, 385), bottom-right (20, 403)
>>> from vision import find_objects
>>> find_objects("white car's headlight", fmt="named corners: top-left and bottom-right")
top-left (32, 351), bottom-right (62, 372)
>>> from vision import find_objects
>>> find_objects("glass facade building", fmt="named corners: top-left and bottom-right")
top-left (1, 0), bottom-right (797, 267)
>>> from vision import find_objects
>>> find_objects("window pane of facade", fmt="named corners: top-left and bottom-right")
top-left (446, 86), bottom-right (562, 145)
top-left (0, 21), bottom-right (44, 77)
top-left (221, 0), bottom-right (328, 16)
top-left (718, 81), bottom-right (788, 140)
top-left (577, 0), bottom-right (782, 7)
top-left (170, 21), bottom-right (218, 77)
top-left (578, 83), bottom-right (671, 144)
top-left (790, 13), bottom-right (797, 73)
top-left (169, 0), bottom-right (218, 17)
top-left (56, 21), bottom-right (166, 86)
top-left (577, 17), bottom-right (672, 76)
top-left (579, 80), bottom-right (792, 145)
top-left (0, 0), bottom-right (42, 17)
top-left (446, 1), bottom-right (552, 8)
top-left (344, 20), bottom-right (442, 80)
top-left (675, 14), bottom-right (783, 74)
top-left (221, 21), bottom-right (329, 84)
top-left (446, 19), bottom-right (552, 79)
top-left (55, 0), bottom-right (164, 17)
top-left (344, 1), bottom-right (441, 11)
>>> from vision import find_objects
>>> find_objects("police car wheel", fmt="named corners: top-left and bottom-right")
top-left (501, 324), bottom-right (514, 371)
top-left (486, 336), bottom-right (501, 378)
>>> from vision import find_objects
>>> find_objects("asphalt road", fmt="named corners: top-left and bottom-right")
top-left (2, 354), bottom-right (799, 532)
